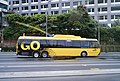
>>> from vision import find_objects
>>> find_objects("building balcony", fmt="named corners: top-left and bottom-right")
top-left (0, 0), bottom-right (8, 5)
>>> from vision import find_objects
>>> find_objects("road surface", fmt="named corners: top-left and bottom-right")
top-left (0, 52), bottom-right (120, 81)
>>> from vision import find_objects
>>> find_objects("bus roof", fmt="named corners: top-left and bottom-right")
top-left (18, 35), bottom-right (98, 41)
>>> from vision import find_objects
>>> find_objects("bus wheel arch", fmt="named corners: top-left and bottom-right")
top-left (32, 51), bottom-right (40, 58)
top-left (41, 51), bottom-right (49, 58)
top-left (81, 51), bottom-right (87, 57)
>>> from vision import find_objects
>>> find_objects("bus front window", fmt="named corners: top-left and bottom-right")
top-left (90, 41), bottom-right (100, 48)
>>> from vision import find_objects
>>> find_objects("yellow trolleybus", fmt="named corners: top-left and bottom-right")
top-left (16, 35), bottom-right (100, 58)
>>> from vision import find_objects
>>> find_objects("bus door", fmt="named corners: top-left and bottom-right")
top-left (89, 41), bottom-right (100, 56)
top-left (65, 40), bottom-right (75, 56)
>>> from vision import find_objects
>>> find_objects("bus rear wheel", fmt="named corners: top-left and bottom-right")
top-left (33, 51), bottom-right (40, 58)
top-left (81, 51), bottom-right (87, 57)
top-left (41, 51), bottom-right (48, 58)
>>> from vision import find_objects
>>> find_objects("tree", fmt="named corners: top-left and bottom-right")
top-left (4, 14), bottom-right (46, 39)
top-left (100, 26), bottom-right (120, 44)
top-left (110, 26), bottom-right (120, 44)
top-left (112, 19), bottom-right (120, 27)
top-left (4, 6), bottom-right (98, 39)
top-left (51, 5), bottom-right (98, 38)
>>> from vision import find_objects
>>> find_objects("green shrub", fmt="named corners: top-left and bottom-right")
top-left (1, 47), bottom-right (16, 52)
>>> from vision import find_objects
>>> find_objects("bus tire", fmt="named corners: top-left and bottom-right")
top-left (33, 51), bottom-right (40, 58)
top-left (81, 51), bottom-right (87, 57)
top-left (41, 51), bottom-right (48, 58)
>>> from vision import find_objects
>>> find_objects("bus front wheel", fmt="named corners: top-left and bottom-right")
top-left (33, 51), bottom-right (40, 58)
top-left (81, 51), bottom-right (87, 57)
top-left (41, 51), bottom-right (48, 58)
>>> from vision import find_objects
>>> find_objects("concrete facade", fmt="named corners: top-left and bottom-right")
top-left (8, 0), bottom-right (120, 27)
top-left (0, 0), bottom-right (8, 27)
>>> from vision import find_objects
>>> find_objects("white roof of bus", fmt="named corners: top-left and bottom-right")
top-left (18, 35), bottom-right (98, 41)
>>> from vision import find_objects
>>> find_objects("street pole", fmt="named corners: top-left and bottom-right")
top-left (97, 12), bottom-right (100, 42)
top-left (0, 11), bottom-right (3, 51)
top-left (98, 26), bottom-right (100, 42)
top-left (46, 11), bottom-right (48, 37)
top-left (46, 0), bottom-right (52, 37)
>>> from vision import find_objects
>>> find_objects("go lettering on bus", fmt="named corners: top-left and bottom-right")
top-left (20, 41), bottom-right (40, 50)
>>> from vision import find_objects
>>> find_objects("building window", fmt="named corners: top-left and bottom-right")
top-left (31, 13), bottom-right (34, 15)
top-left (0, 3), bottom-right (8, 9)
top-left (31, 0), bottom-right (38, 2)
top-left (41, 0), bottom-right (48, 1)
top-left (115, 0), bottom-right (120, 2)
top-left (51, 3), bottom-right (59, 7)
top-left (88, 8), bottom-right (94, 12)
top-left (42, 0), bottom-right (48, 1)
top-left (99, 16), bottom-right (104, 20)
top-left (31, 5), bottom-right (38, 9)
top-left (22, 6), bottom-right (28, 10)
top-left (98, 7), bottom-right (107, 12)
top-left (73, 1), bottom-right (82, 6)
top-left (41, 4), bottom-right (48, 8)
top-left (111, 0), bottom-right (114, 2)
top-left (111, 15), bottom-right (114, 19)
top-left (85, 0), bottom-right (94, 5)
top-left (62, 2), bottom-right (70, 7)
top-left (9, 2), bottom-right (11, 5)
top-left (22, 0), bottom-right (28, 3)
top-left (62, 10), bottom-right (69, 13)
top-left (111, 0), bottom-right (120, 2)
top-left (105, 15), bottom-right (107, 19)
top-left (13, 0), bottom-right (19, 4)
top-left (41, 12), bottom-right (45, 14)
top-left (98, 0), bottom-right (107, 4)
top-left (111, 6), bottom-right (120, 11)
top-left (31, 13), bottom-right (38, 15)
top-left (91, 16), bottom-right (94, 19)
top-left (51, 11), bottom-right (59, 15)
top-left (115, 15), bottom-right (120, 19)
top-left (111, 15), bottom-right (120, 19)
top-left (22, 13), bottom-right (28, 16)
top-left (99, 15), bottom-right (107, 20)
top-left (13, 7), bottom-right (19, 11)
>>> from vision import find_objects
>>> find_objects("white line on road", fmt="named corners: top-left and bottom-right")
top-left (0, 69), bottom-right (120, 78)
top-left (0, 63), bottom-right (120, 68)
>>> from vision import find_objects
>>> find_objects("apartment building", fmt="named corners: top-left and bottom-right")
top-left (0, 0), bottom-right (8, 27)
top-left (0, 0), bottom-right (8, 12)
top-left (8, 0), bottom-right (120, 27)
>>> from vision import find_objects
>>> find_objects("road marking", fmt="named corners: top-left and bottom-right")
top-left (0, 60), bottom-right (120, 64)
top-left (0, 69), bottom-right (120, 78)
top-left (90, 68), bottom-right (100, 70)
top-left (0, 63), bottom-right (120, 68)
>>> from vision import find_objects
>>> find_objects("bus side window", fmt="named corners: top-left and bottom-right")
top-left (66, 40), bottom-right (72, 48)
top-left (72, 41), bottom-right (81, 48)
top-left (22, 39), bottom-right (31, 44)
top-left (40, 40), bottom-right (47, 48)
top-left (18, 40), bottom-right (22, 45)
top-left (57, 40), bottom-right (66, 47)
top-left (48, 40), bottom-right (57, 47)
top-left (81, 41), bottom-right (89, 48)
